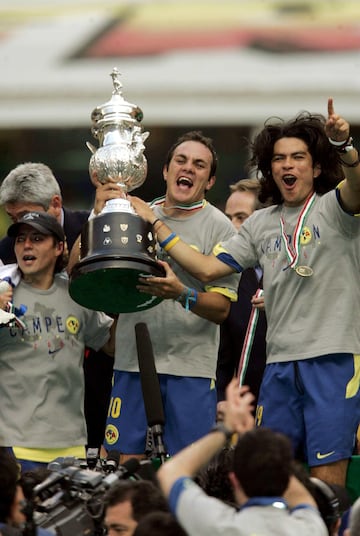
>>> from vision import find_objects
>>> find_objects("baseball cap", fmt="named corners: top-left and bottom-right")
top-left (7, 211), bottom-right (65, 242)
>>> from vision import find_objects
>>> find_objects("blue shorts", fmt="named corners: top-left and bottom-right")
top-left (256, 354), bottom-right (360, 467)
top-left (6, 448), bottom-right (48, 473)
top-left (104, 371), bottom-right (217, 456)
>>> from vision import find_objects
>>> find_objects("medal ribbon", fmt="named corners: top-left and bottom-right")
top-left (150, 195), bottom-right (206, 211)
top-left (237, 288), bottom-right (264, 387)
top-left (279, 192), bottom-right (316, 270)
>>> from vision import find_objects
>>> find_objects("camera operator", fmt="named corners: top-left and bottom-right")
top-left (0, 448), bottom-right (52, 536)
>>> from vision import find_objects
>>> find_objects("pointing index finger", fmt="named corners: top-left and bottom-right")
top-left (328, 97), bottom-right (334, 117)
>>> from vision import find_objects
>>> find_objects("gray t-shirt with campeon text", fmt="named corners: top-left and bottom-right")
top-left (0, 275), bottom-right (113, 447)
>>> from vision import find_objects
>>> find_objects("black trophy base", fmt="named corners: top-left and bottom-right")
top-left (69, 256), bottom-right (165, 314)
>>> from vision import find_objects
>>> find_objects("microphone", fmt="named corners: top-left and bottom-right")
top-left (86, 447), bottom-right (100, 470)
top-left (102, 458), bottom-right (141, 488)
top-left (33, 471), bottom-right (67, 499)
top-left (135, 322), bottom-right (168, 464)
top-left (103, 450), bottom-right (121, 473)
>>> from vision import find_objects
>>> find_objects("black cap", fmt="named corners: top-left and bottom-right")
top-left (7, 212), bottom-right (65, 242)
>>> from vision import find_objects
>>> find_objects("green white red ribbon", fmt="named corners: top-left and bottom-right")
top-left (279, 192), bottom-right (316, 270)
top-left (150, 195), bottom-right (206, 211)
top-left (237, 288), bottom-right (264, 386)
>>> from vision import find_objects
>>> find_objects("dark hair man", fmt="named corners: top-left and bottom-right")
top-left (131, 98), bottom-right (360, 488)
top-left (79, 131), bottom-right (239, 461)
top-left (103, 480), bottom-right (169, 536)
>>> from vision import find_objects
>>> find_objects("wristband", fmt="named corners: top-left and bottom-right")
top-left (210, 423), bottom-right (234, 446)
top-left (152, 219), bottom-right (165, 233)
top-left (328, 137), bottom-right (351, 147)
top-left (164, 235), bottom-right (180, 252)
top-left (175, 287), bottom-right (198, 311)
top-left (159, 232), bottom-right (176, 249)
top-left (329, 136), bottom-right (354, 153)
top-left (340, 157), bottom-right (360, 168)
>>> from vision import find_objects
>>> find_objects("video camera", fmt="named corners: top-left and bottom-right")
top-left (22, 451), bottom-right (154, 536)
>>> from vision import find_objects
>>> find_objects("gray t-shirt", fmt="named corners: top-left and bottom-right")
top-left (172, 478), bottom-right (328, 536)
top-left (217, 190), bottom-right (360, 363)
top-left (0, 274), bottom-right (113, 447)
top-left (114, 202), bottom-right (239, 378)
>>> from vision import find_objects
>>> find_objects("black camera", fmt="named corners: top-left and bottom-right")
top-left (22, 454), bottom-right (150, 536)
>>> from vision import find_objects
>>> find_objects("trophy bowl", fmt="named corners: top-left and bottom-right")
top-left (69, 68), bottom-right (165, 314)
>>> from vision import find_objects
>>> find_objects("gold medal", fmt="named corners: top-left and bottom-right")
top-left (295, 265), bottom-right (313, 277)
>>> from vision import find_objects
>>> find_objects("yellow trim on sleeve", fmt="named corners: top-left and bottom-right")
top-left (212, 242), bottom-right (229, 256)
top-left (204, 285), bottom-right (238, 302)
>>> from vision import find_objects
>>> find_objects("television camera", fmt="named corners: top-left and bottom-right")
top-left (21, 452), bottom-right (154, 536)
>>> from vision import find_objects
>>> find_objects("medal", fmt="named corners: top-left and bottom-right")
top-left (295, 265), bottom-right (313, 277)
top-left (280, 193), bottom-right (316, 276)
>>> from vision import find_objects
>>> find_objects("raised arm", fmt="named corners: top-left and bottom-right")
top-left (325, 97), bottom-right (360, 213)
top-left (130, 195), bottom-right (235, 282)
top-left (67, 182), bottom-right (125, 274)
top-left (157, 379), bottom-right (255, 498)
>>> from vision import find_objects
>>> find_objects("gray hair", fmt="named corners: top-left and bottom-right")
top-left (0, 162), bottom-right (62, 209)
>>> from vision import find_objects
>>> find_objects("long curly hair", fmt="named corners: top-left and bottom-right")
top-left (248, 112), bottom-right (344, 205)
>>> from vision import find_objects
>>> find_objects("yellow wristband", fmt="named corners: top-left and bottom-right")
top-left (163, 235), bottom-right (180, 252)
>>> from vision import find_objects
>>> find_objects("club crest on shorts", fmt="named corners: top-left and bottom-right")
top-left (105, 424), bottom-right (119, 445)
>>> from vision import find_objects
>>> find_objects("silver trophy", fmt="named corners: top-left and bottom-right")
top-left (69, 68), bottom-right (165, 313)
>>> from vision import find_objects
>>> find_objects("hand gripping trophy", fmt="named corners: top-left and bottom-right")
top-left (69, 68), bottom-right (165, 313)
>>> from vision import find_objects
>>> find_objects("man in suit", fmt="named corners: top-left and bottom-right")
top-left (0, 162), bottom-right (89, 261)
top-left (0, 162), bottom-right (113, 450)
top-left (216, 178), bottom-right (267, 406)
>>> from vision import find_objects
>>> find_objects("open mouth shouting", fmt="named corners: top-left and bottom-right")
top-left (22, 254), bottom-right (37, 265)
top-left (176, 176), bottom-right (193, 190)
top-left (282, 174), bottom-right (297, 187)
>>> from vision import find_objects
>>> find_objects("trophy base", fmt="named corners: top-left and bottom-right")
top-left (69, 256), bottom-right (165, 314)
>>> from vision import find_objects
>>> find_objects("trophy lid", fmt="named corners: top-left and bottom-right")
top-left (91, 68), bottom-right (144, 136)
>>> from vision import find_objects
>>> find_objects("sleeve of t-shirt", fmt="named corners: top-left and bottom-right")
top-left (168, 476), bottom-right (190, 514)
top-left (83, 310), bottom-right (113, 351)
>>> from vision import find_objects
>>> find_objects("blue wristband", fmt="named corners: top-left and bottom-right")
top-left (176, 287), bottom-right (198, 311)
top-left (159, 232), bottom-right (176, 249)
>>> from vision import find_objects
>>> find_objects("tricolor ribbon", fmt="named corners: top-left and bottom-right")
top-left (279, 192), bottom-right (316, 270)
top-left (237, 288), bottom-right (264, 387)
top-left (150, 195), bottom-right (206, 211)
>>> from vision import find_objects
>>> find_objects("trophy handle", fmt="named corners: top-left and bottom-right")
top-left (86, 141), bottom-right (97, 155)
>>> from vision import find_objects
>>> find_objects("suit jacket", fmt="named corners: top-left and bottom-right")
top-left (0, 207), bottom-right (89, 264)
top-left (216, 267), bottom-right (267, 403)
